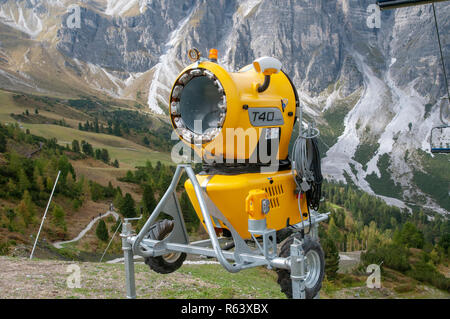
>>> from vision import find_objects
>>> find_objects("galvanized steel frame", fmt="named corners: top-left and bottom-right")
top-left (121, 164), bottom-right (329, 299)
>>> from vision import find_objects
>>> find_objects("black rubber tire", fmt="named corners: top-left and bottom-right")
top-left (276, 227), bottom-right (294, 244)
top-left (276, 236), bottom-right (325, 299)
top-left (144, 219), bottom-right (186, 274)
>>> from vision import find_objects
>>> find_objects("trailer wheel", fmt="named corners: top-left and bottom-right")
top-left (144, 219), bottom-right (186, 274)
top-left (276, 236), bottom-right (325, 299)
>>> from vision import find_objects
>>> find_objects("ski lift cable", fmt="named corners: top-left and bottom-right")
top-left (432, 3), bottom-right (449, 125)
top-left (100, 219), bottom-right (123, 263)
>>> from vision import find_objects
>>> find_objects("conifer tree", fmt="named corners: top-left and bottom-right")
top-left (180, 191), bottom-right (198, 232)
top-left (101, 149), bottom-right (109, 163)
top-left (120, 193), bottom-right (136, 218)
top-left (72, 140), bottom-right (80, 153)
top-left (0, 132), bottom-right (5, 152)
top-left (94, 117), bottom-right (99, 133)
top-left (51, 204), bottom-right (67, 234)
top-left (96, 219), bottom-right (109, 242)
top-left (19, 190), bottom-right (36, 227)
top-left (322, 237), bottom-right (340, 280)
top-left (18, 169), bottom-right (30, 193)
top-left (142, 184), bottom-right (157, 215)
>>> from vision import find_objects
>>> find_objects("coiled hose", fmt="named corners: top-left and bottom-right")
top-left (292, 129), bottom-right (323, 212)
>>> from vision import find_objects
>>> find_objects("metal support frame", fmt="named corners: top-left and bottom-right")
top-left (290, 238), bottom-right (306, 299)
top-left (121, 218), bottom-right (139, 299)
top-left (121, 164), bottom-right (329, 299)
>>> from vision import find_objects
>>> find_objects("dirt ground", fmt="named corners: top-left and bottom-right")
top-left (0, 256), bottom-right (275, 299)
top-left (0, 256), bottom-right (203, 299)
top-left (1, 256), bottom-right (449, 299)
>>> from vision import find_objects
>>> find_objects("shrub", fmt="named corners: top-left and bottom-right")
top-left (361, 243), bottom-right (410, 272)
top-left (51, 204), bottom-right (67, 233)
top-left (110, 219), bottom-right (122, 233)
top-left (438, 234), bottom-right (450, 253)
top-left (406, 260), bottom-right (450, 292)
top-left (394, 222), bottom-right (424, 249)
top-left (0, 241), bottom-right (10, 255)
top-left (0, 132), bottom-right (6, 152)
top-left (72, 199), bottom-right (82, 211)
top-left (105, 216), bottom-right (114, 223)
top-left (340, 274), bottom-right (361, 287)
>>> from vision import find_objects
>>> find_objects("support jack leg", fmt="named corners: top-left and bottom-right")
top-left (290, 238), bottom-right (306, 299)
top-left (122, 219), bottom-right (136, 299)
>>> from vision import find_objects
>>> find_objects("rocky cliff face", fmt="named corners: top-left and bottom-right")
top-left (57, 1), bottom-right (196, 72)
top-left (0, 0), bottom-right (449, 214)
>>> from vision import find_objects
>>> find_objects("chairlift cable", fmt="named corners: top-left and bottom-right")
top-left (432, 3), bottom-right (449, 125)
top-left (100, 219), bottom-right (122, 263)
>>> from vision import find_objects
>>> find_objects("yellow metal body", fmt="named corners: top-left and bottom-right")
top-left (185, 170), bottom-right (309, 239)
top-left (170, 61), bottom-right (297, 162)
top-left (246, 189), bottom-right (269, 221)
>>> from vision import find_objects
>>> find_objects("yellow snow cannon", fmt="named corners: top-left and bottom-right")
top-left (169, 49), bottom-right (310, 239)
top-left (169, 52), bottom-right (297, 163)
top-left (123, 48), bottom-right (329, 300)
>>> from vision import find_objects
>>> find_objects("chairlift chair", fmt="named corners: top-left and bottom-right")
top-left (430, 125), bottom-right (450, 153)
top-left (378, 0), bottom-right (450, 155)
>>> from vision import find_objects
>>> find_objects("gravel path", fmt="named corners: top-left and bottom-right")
top-left (53, 210), bottom-right (119, 249)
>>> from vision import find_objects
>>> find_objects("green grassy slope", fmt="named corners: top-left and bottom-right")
top-left (22, 124), bottom-right (172, 167)
top-left (0, 89), bottom-right (173, 167)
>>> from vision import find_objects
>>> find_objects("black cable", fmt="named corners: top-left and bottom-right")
top-left (306, 138), bottom-right (323, 211)
top-left (258, 75), bottom-right (271, 93)
top-left (432, 3), bottom-right (450, 125)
